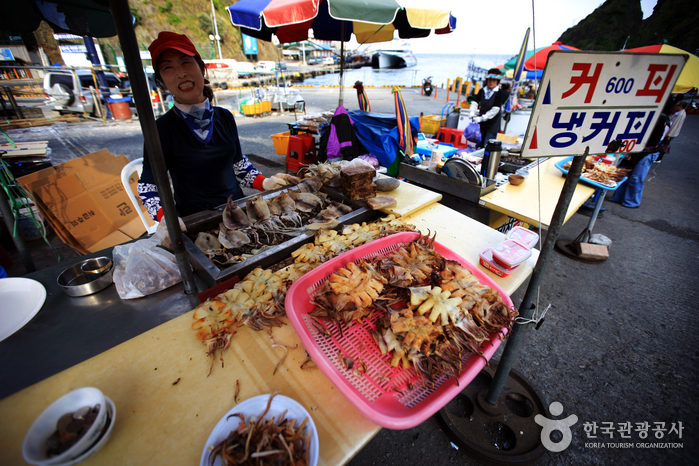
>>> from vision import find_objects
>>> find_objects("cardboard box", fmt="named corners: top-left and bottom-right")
top-left (17, 150), bottom-right (147, 254)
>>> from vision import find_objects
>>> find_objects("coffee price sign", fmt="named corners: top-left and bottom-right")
top-left (522, 51), bottom-right (687, 158)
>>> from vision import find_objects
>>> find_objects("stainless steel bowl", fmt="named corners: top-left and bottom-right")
top-left (57, 257), bottom-right (114, 297)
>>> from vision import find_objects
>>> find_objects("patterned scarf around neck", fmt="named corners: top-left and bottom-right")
top-left (173, 100), bottom-right (214, 144)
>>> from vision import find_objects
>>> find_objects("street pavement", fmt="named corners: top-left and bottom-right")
top-left (2, 88), bottom-right (697, 465)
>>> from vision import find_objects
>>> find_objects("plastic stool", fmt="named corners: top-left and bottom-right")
top-left (286, 135), bottom-right (317, 174)
top-left (438, 127), bottom-right (468, 149)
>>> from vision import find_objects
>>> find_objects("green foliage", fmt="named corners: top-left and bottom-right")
top-left (158, 1), bottom-right (173, 13)
top-left (167, 13), bottom-right (181, 25)
top-left (558, 0), bottom-right (699, 52)
top-left (198, 14), bottom-right (213, 34)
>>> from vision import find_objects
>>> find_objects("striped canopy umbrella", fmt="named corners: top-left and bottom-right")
top-left (623, 44), bottom-right (699, 94)
top-left (392, 86), bottom-right (413, 156)
top-left (227, 0), bottom-right (456, 44)
top-left (504, 27), bottom-right (529, 114)
top-left (353, 81), bottom-right (371, 112)
top-left (523, 41), bottom-right (580, 71)
top-left (227, 0), bottom-right (456, 105)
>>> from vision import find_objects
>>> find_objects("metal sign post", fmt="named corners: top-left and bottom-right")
top-left (449, 51), bottom-right (686, 463)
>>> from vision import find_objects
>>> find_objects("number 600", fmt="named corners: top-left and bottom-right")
top-left (606, 77), bottom-right (634, 94)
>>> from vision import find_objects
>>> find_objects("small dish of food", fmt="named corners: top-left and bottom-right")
top-left (201, 393), bottom-right (318, 466)
top-left (22, 387), bottom-right (110, 465)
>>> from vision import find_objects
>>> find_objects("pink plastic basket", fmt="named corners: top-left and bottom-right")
top-left (285, 232), bottom-right (514, 429)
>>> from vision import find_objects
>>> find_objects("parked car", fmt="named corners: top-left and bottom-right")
top-left (322, 56), bottom-right (335, 66)
top-left (44, 70), bottom-right (123, 116)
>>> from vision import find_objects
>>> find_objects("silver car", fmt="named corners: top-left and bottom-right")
top-left (44, 70), bottom-right (123, 116)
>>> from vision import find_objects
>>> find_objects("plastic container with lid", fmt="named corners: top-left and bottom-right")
top-left (492, 240), bottom-right (532, 270)
top-left (507, 226), bottom-right (539, 249)
top-left (479, 248), bottom-right (519, 277)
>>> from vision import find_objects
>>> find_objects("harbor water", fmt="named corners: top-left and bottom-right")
top-left (299, 53), bottom-right (513, 89)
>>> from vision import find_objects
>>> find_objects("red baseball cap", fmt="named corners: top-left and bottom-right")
top-left (148, 32), bottom-right (201, 69)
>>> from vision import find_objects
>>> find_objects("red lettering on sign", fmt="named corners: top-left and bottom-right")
top-left (562, 63), bottom-right (603, 103)
top-left (636, 64), bottom-right (678, 102)
top-left (529, 127), bottom-right (538, 150)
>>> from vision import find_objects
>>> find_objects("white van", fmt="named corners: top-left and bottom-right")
top-left (255, 61), bottom-right (275, 72)
top-left (44, 70), bottom-right (123, 116)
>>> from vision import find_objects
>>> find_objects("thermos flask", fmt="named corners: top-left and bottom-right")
top-left (481, 139), bottom-right (502, 180)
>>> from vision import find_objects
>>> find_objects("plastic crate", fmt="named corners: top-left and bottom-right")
top-left (241, 103), bottom-right (256, 115)
top-left (284, 232), bottom-right (514, 429)
top-left (271, 131), bottom-right (291, 155)
top-left (420, 115), bottom-right (444, 134)
top-left (415, 143), bottom-right (458, 158)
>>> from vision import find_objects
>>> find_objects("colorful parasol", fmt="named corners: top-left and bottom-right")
top-left (227, 0), bottom-right (456, 105)
top-left (353, 81), bottom-right (371, 112)
top-left (392, 86), bottom-right (413, 156)
top-left (523, 41), bottom-right (580, 71)
top-left (226, 0), bottom-right (456, 44)
top-left (623, 44), bottom-right (699, 94)
top-left (504, 27), bottom-right (530, 114)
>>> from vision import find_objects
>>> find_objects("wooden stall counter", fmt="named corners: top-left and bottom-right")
top-left (0, 189), bottom-right (535, 466)
top-left (479, 158), bottom-right (595, 229)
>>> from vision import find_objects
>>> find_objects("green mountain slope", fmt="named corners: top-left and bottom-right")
top-left (98, 0), bottom-right (281, 65)
top-left (557, 0), bottom-right (699, 53)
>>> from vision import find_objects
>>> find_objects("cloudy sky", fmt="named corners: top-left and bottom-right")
top-left (399, 0), bottom-right (658, 56)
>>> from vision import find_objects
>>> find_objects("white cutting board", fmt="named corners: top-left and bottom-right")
top-left (376, 175), bottom-right (442, 217)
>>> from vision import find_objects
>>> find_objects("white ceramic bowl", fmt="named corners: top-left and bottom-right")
top-left (22, 387), bottom-right (108, 466)
top-left (201, 394), bottom-right (319, 466)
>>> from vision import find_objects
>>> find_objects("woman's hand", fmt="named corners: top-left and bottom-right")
top-left (262, 174), bottom-right (300, 190)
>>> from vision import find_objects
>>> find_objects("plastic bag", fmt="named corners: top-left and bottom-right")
top-left (464, 121), bottom-right (482, 144)
top-left (112, 224), bottom-right (184, 299)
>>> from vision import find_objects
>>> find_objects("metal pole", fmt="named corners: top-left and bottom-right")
top-left (339, 28), bottom-right (345, 107)
top-left (211, 0), bottom-right (222, 60)
top-left (485, 150), bottom-right (587, 405)
top-left (109, 0), bottom-right (198, 297)
top-left (0, 185), bottom-right (35, 273)
top-left (3, 87), bottom-right (25, 120)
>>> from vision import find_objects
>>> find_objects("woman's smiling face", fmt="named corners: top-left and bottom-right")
top-left (158, 49), bottom-right (206, 105)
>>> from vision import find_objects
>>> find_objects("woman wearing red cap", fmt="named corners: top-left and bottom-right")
top-left (137, 32), bottom-right (293, 221)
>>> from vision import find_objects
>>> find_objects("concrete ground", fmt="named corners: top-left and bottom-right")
top-left (2, 88), bottom-right (697, 465)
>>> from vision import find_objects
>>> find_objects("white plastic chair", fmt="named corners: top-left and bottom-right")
top-left (121, 157), bottom-right (159, 235)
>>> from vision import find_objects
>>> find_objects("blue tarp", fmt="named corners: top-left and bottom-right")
top-left (348, 110), bottom-right (420, 167)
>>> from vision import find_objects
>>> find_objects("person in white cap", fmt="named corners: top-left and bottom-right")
top-left (467, 68), bottom-right (509, 148)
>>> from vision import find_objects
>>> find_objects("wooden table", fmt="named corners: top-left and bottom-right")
top-left (479, 158), bottom-right (596, 229)
top-left (0, 202), bottom-right (538, 466)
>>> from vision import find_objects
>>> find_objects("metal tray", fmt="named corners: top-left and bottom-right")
top-left (182, 186), bottom-right (379, 288)
top-left (554, 156), bottom-right (626, 191)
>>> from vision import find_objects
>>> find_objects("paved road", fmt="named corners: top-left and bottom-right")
top-left (3, 91), bottom-right (697, 466)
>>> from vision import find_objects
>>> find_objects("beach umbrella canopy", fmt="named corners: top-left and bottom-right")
top-left (226, 0), bottom-right (456, 44)
top-left (353, 81), bottom-right (371, 112)
top-left (523, 41), bottom-right (580, 71)
top-left (505, 27), bottom-right (529, 114)
top-left (0, 0), bottom-right (116, 38)
top-left (623, 44), bottom-right (699, 94)
top-left (505, 49), bottom-right (536, 70)
top-left (392, 86), bottom-right (413, 156)
top-left (227, 0), bottom-right (456, 106)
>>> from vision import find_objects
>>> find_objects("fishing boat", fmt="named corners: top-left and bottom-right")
top-left (370, 43), bottom-right (417, 69)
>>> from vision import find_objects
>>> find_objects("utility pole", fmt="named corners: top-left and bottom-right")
top-left (211, 0), bottom-right (222, 59)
